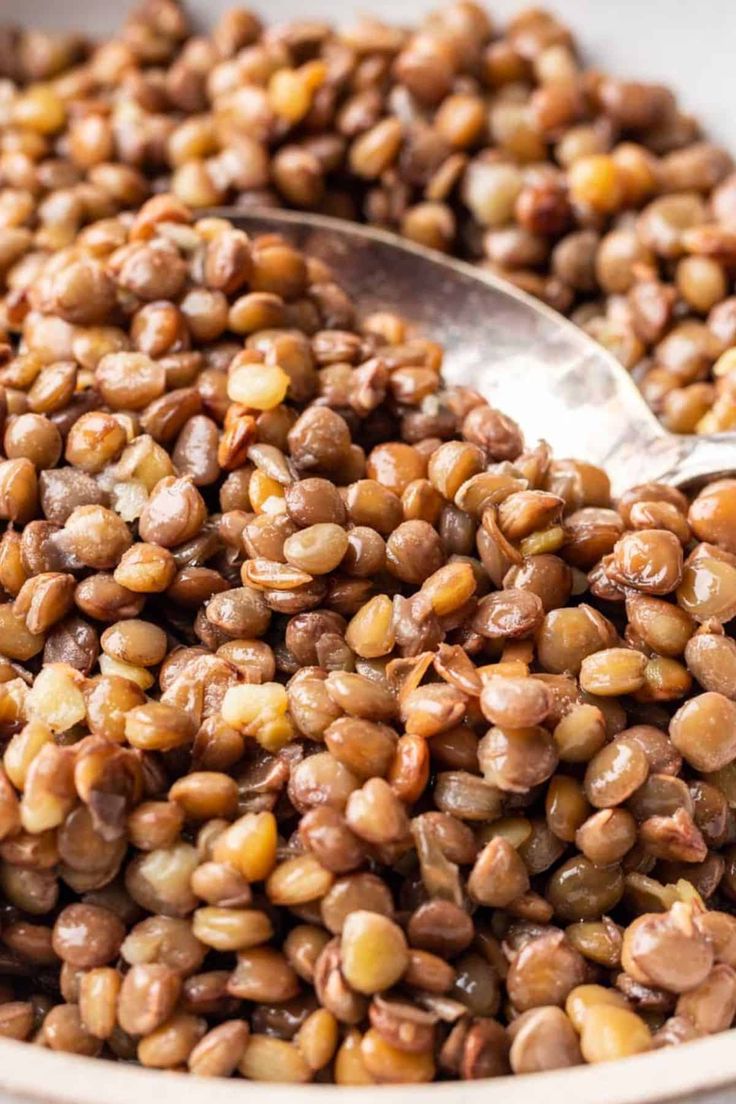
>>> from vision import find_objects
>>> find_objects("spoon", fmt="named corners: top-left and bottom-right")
top-left (215, 207), bottom-right (736, 496)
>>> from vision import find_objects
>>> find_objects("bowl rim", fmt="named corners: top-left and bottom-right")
top-left (0, 1026), bottom-right (734, 1104)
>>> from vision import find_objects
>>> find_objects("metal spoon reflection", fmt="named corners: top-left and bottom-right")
top-left (213, 207), bottom-right (736, 495)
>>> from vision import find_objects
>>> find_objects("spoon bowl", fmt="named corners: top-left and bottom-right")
top-left (214, 207), bottom-right (736, 495)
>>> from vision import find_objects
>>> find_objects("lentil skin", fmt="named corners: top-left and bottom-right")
top-left (0, 11), bottom-right (735, 1075)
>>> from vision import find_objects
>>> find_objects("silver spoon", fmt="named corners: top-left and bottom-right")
top-left (215, 207), bottom-right (736, 496)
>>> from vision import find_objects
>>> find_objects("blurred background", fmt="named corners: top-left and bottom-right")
top-left (17, 0), bottom-right (736, 145)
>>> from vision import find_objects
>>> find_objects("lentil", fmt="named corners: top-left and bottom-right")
top-left (0, 146), bottom-right (731, 1083)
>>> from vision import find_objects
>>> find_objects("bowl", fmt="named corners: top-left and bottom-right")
top-left (2, 2), bottom-right (736, 1102)
top-left (0, 1027), bottom-right (735, 1104)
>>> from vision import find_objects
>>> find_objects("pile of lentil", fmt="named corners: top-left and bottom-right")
top-left (2, 2), bottom-right (736, 435)
top-left (0, 192), bottom-right (733, 1083)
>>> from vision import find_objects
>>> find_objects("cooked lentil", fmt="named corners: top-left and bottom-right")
top-left (0, 0), bottom-right (734, 432)
top-left (0, 166), bottom-right (734, 1084)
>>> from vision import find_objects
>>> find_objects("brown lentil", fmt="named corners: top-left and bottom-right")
top-left (0, 119), bottom-right (730, 1082)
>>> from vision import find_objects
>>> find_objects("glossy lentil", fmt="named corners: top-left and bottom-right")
top-left (0, 163), bottom-right (732, 1086)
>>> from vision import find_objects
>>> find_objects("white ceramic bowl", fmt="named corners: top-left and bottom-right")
top-left (2, 3), bottom-right (736, 1102)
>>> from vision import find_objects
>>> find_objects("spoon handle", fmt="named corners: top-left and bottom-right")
top-left (652, 433), bottom-right (736, 488)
